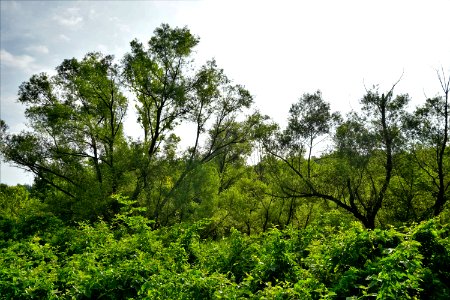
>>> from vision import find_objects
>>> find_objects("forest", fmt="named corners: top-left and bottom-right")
top-left (0, 24), bottom-right (449, 299)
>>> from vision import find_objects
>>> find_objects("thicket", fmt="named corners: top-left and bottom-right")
top-left (0, 193), bottom-right (449, 299)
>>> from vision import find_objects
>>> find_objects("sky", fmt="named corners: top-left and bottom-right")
top-left (1, 0), bottom-right (450, 185)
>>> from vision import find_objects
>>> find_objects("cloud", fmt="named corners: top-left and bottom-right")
top-left (0, 49), bottom-right (53, 76)
top-left (0, 49), bottom-right (36, 72)
top-left (0, 0), bottom-right (20, 12)
top-left (25, 45), bottom-right (49, 55)
top-left (118, 23), bottom-right (131, 33)
top-left (53, 7), bottom-right (83, 27)
top-left (54, 15), bottom-right (83, 27)
top-left (89, 8), bottom-right (98, 20)
top-left (59, 34), bottom-right (70, 42)
top-left (107, 16), bottom-right (131, 33)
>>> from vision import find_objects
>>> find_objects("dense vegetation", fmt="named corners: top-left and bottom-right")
top-left (1, 24), bottom-right (449, 298)
top-left (1, 192), bottom-right (449, 299)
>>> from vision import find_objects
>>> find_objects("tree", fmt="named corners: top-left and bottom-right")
top-left (281, 91), bottom-right (340, 178)
top-left (122, 24), bottom-right (199, 200)
top-left (406, 68), bottom-right (450, 217)
top-left (1, 52), bottom-right (128, 219)
top-left (121, 25), bottom-right (259, 226)
top-left (123, 24), bottom-right (198, 159)
top-left (333, 85), bottom-right (409, 228)
top-left (149, 101), bottom-right (261, 226)
top-left (269, 86), bottom-right (409, 229)
top-left (265, 91), bottom-right (339, 226)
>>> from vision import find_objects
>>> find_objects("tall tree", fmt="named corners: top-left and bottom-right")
top-left (268, 86), bottom-right (408, 229)
top-left (280, 91), bottom-right (339, 179)
top-left (265, 91), bottom-right (338, 225)
top-left (149, 64), bottom-right (256, 225)
top-left (122, 25), bottom-right (259, 225)
top-left (406, 69), bottom-right (450, 217)
top-left (1, 53), bottom-right (127, 219)
top-left (122, 24), bottom-right (199, 200)
top-left (334, 85), bottom-right (409, 228)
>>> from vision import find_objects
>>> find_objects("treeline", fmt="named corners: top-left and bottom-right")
top-left (0, 24), bottom-right (449, 232)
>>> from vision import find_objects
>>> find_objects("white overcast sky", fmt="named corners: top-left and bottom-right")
top-left (1, 0), bottom-right (449, 185)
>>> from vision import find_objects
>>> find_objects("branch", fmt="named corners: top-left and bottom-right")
top-left (266, 148), bottom-right (316, 193)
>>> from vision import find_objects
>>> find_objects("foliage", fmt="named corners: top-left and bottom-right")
top-left (1, 191), bottom-right (449, 299)
top-left (1, 23), bottom-right (450, 298)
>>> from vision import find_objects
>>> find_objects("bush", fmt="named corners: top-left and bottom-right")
top-left (1, 205), bottom-right (449, 299)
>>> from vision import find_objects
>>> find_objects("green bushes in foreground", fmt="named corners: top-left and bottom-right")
top-left (1, 203), bottom-right (449, 299)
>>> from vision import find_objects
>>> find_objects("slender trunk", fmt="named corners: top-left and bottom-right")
top-left (190, 101), bottom-right (204, 162)
top-left (307, 136), bottom-right (313, 180)
top-left (109, 142), bottom-right (117, 193)
top-left (148, 106), bottom-right (162, 158)
top-left (91, 137), bottom-right (103, 184)
top-left (303, 203), bottom-right (314, 229)
top-left (263, 207), bottom-right (269, 232)
top-left (109, 87), bottom-right (117, 193)
top-left (370, 95), bottom-right (394, 227)
top-left (434, 79), bottom-right (449, 216)
top-left (286, 197), bottom-right (295, 226)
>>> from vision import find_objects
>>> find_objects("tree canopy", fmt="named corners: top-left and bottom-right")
top-left (1, 23), bottom-right (449, 229)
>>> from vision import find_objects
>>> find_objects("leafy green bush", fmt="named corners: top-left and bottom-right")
top-left (1, 197), bottom-right (449, 300)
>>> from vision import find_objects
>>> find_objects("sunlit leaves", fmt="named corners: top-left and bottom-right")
top-left (2, 206), bottom-right (449, 299)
